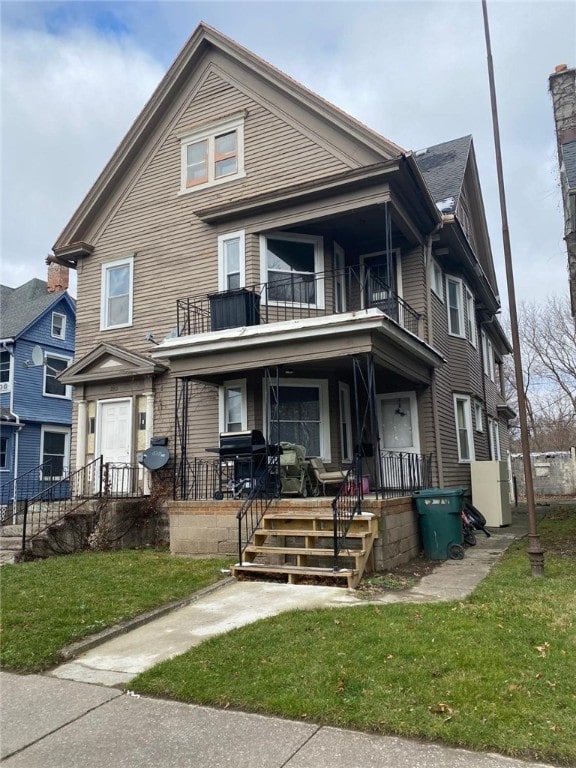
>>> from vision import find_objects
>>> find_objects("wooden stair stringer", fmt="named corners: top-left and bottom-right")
top-left (232, 505), bottom-right (379, 589)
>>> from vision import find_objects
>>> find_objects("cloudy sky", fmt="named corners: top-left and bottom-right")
top-left (1, 0), bottom-right (574, 310)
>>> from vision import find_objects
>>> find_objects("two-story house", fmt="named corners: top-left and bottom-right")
top-left (0, 265), bottom-right (76, 514)
top-left (53, 24), bottom-right (513, 573)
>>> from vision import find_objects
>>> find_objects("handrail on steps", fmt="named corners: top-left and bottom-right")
top-left (236, 455), bottom-right (280, 566)
top-left (331, 452), bottom-right (363, 572)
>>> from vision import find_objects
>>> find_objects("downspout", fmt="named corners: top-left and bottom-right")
top-left (424, 230), bottom-right (444, 487)
top-left (1, 340), bottom-right (22, 521)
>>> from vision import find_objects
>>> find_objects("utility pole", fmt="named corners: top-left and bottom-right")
top-left (481, 0), bottom-right (544, 575)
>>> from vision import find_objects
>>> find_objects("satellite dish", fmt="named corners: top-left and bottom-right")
top-left (31, 345), bottom-right (44, 367)
top-left (140, 446), bottom-right (170, 471)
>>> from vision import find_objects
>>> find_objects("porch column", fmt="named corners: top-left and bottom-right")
top-left (143, 391), bottom-right (154, 494)
top-left (76, 399), bottom-right (88, 496)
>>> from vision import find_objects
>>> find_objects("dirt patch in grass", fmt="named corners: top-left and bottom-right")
top-left (357, 553), bottom-right (438, 596)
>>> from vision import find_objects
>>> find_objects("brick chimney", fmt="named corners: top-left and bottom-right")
top-left (47, 262), bottom-right (70, 293)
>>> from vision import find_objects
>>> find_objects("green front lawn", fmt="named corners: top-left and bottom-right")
top-left (130, 508), bottom-right (576, 766)
top-left (0, 549), bottom-right (233, 672)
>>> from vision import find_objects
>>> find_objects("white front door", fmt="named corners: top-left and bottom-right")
top-left (378, 391), bottom-right (421, 489)
top-left (97, 399), bottom-right (132, 493)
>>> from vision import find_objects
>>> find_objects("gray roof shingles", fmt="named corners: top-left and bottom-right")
top-left (1, 278), bottom-right (69, 339)
top-left (414, 135), bottom-right (472, 214)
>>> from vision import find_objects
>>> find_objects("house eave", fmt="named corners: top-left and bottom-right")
top-left (151, 309), bottom-right (444, 371)
top-left (194, 162), bottom-right (400, 224)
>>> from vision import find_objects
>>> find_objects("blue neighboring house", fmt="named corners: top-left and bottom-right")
top-left (0, 265), bottom-right (76, 510)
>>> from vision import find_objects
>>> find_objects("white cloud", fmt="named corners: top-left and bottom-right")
top-left (1, 24), bottom-right (164, 292)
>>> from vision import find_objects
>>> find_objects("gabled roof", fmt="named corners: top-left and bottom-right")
top-left (60, 342), bottom-right (167, 385)
top-left (53, 23), bottom-right (404, 256)
top-left (0, 279), bottom-right (75, 340)
top-left (414, 135), bottom-right (472, 214)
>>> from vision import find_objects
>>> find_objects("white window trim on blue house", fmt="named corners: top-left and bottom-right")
top-left (51, 312), bottom-right (67, 340)
top-left (40, 425), bottom-right (71, 480)
top-left (43, 354), bottom-right (72, 399)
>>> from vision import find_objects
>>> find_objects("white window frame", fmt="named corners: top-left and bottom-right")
top-left (43, 354), bottom-right (71, 399)
top-left (446, 275), bottom-right (464, 337)
top-left (338, 382), bottom-right (353, 463)
top-left (179, 113), bottom-right (246, 194)
top-left (51, 311), bottom-right (66, 340)
top-left (40, 426), bottom-right (70, 480)
top-left (218, 230), bottom-right (246, 292)
top-left (100, 256), bottom-right (134, 330)
top-left (264, 378), bottom-right (330, 461)
top-left (0, 349), bottom-right (12, 394)
top-left (259, 233), bottom-right (325, 310)
top-left (219, 379), bottom-right (247, 433)
top-left (474, 400), bottom-right (484, 432)
top-left (464, 286), bottom-right (477, 347)
top-left (482, 330), bottom-right (496, 382)
top-left (488, 417), bottom-right (501, 460)
top-left (453, 394), bottom-right (475, 463)
top-left (431, 259), bottom-right (444, 300)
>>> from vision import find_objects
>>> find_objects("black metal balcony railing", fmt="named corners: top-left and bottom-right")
top-left (176, 265), bottom-right (421, 339)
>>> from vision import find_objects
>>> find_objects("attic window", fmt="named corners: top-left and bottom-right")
top-left (51, 312), bottom-right (66, 340)
top-left (179, 113), bottom-right (245, 194)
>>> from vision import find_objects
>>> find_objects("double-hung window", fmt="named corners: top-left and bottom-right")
top-left (218, 231), bottom-right (245, 291)
top-left (44, 355), bottom-right (71, 398)
top-left (51, 312), bottom-right (66, 340)
top-left (260, 233), bottom-right (324, 308)
top-left (488, 417), bottom-right (501, 460)
top-left (180, 113), bottom-right (245, 193)
top-left (464, 286), bottom-right (476, 346)
top-left (482, 330), bottom-right (496, 381)
top-left (446, 276), bottom-right (463, 336)
top-left (0, 436), bottom-right (7, 470)
top-left (0, 350), bottom-right (11, 393)
top-left (453, 394), bottom-right (475, 462)
top-left (101, 256), bottom-right (133, 330)
top-left (40, 427), bottom-right (70, 480)
top-left (431, 260), bottom-right (444, 300)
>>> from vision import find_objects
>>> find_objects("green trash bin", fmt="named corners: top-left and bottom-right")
top-left (413, 489), bottom-right (465, 560)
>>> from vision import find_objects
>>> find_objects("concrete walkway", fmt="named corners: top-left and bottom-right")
top-left (2, 512), bottom-right (554, 767)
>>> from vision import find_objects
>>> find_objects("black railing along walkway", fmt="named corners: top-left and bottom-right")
top-left (1, 460), bottom-right (58, 524)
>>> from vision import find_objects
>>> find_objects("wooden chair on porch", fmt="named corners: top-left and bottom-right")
top-left (309, 458), bottom-right (346, 496)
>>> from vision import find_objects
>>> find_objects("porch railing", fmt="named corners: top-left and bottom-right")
top-left (379, 450), bottom-right (432, 497)
top-left (1, 460), bottom-right (62, 524)
top-left (236, 455), bottom-right (280, 565)
top-left (176, 265), bottom-right (421, 339)
top-left (331, 453), bottom-right (363, 570)
top-left (12, 459), bottom-right (149, 554)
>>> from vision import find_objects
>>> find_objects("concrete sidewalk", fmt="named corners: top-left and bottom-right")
top-left (2, 513), bottom-right (550, 767)
top-left (0, 670), bottom-right (556, 767)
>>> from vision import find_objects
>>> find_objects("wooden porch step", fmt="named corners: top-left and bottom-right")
top-left (244, 545), bottom-right (366, 558)
top-left (232, 562), bottom-right (358, 588)
top-left (254, 527), bottom-right (369, 539)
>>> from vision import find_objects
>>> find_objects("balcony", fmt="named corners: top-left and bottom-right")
top-left (176, 265), bottom-right (422, 340)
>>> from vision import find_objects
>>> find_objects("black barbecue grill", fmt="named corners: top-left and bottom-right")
top-left (214, 430), bottom-right (279, 498)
